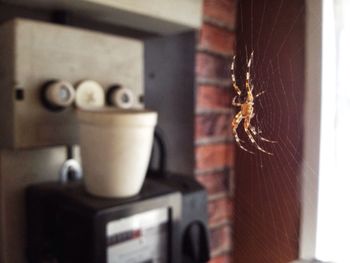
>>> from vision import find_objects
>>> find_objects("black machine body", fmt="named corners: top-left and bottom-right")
top-left (26, 174), bottom-right (210, 263)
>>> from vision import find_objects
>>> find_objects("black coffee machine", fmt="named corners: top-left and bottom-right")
top-left (26, 132), bottom-right (210, 263)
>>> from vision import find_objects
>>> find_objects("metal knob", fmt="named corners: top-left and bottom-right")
top-left (42, 80), bottom-right (76, 111)
top-left (75, 80), bottom-right (105, 109)
top-left (106, 85), bottom-right (135, 109)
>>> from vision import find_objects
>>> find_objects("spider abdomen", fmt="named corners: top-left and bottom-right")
top-left (241, 103), bottom-right (253, 117)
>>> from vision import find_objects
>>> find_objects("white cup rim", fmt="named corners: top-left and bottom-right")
top-left (77, 107), bottom-right (158, 126)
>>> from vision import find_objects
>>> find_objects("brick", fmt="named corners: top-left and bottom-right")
top-left (203, 0), bottom-right (237, 28)
top-left (195, 143), bottom-right (234, 171)
top-left (208, 197), bottom-right (234, 226)
top-left (196, 53), bottom-right (231, 80)
top-left (210, 224), bottom-right (233, 253)
top-left (199, 23), bottom-right (235, 55)
top-left (195, 113), bottom-right (231, 140)
top-left (196, 85), bottom-right (232, 110)
top-left (209, 254), bottom-right (233, 263)
top-left (196, 170), bottom-right (230, 195)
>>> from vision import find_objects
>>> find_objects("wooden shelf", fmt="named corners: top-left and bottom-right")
top-left (2, 0), bottom-right (203, 34)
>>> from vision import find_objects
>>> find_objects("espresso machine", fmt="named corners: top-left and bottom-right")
top-left (26, 170), bottom-right (210, 263)
top-left (0, 17), bottom-right (209, 263)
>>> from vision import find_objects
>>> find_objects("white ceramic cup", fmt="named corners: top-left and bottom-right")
top-left (77, 108), bottom-right (157, 198)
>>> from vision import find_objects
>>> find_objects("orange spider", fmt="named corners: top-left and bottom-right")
top-left (231, 52), bottom-right (276, 155)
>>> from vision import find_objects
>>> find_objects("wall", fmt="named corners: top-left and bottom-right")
top-left (144, 32), bottom-right (196, 176)
top-left (195, 0), bottom-right (237, 262)
top-left (0, 148), bottom-right (66, 263)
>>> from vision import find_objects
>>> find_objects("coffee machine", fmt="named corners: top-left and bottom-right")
top-left (26, 172), bottom-right (210, 263)
top-left (26, 126), bottom-right (209, 263)
top-left (0, 18), bottom-right (209, 262)
top-left (26, 133), bottom-right (210, 263)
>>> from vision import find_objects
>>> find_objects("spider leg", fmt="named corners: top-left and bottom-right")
top-left (232, 96), bottom-right (242, 107)
top-left (250, 126), bottom-right (261, 134)
top-left (246, 51), bottom-right (254, 84)
top-left (232, 112), bottom-right (254, 154)
top-left (231, 56), bottom-right (242, 96)
top-left (255, 90), bottom-right (266, 98)
top-left (250, 126), bottom-right (278, 143)
top-left (244, 118), bottom-right (273, 155)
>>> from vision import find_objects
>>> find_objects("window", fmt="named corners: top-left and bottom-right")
top-left (301, 0), bottom-right (350, 262)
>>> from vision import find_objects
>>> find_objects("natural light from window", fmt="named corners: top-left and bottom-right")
top-left (316, 0), bottom-right (350, 262)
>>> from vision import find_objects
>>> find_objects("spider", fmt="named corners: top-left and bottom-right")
top-left (231, 52), bottom-right (276, 155)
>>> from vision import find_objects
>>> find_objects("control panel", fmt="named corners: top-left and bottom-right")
top-left (0, 19), bottom-right (144, 149)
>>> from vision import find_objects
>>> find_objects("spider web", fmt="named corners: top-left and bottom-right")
top-left (231, 0), bottom-right (322, 262)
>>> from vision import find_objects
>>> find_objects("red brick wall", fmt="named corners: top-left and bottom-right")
top-left (195, 0), bottom-right (237, 262)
